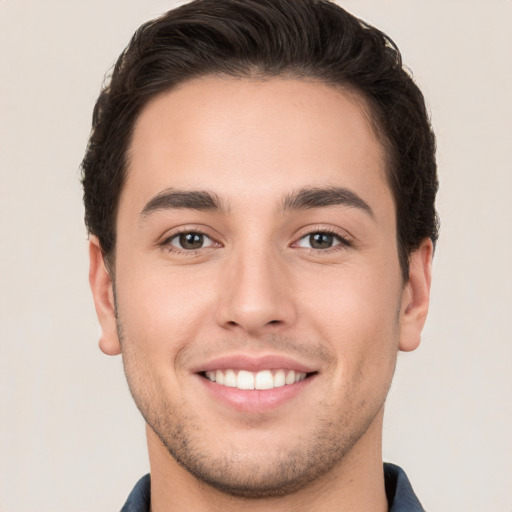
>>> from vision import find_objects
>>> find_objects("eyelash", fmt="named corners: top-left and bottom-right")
top-left (160, 227), bottom-right (352, 255)
top-left (294, 228), bottom-right (352, 253)
top-left (161, 229), bottom-right (220, 255)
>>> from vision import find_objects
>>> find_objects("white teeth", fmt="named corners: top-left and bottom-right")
top-left (254, 370), bottom-right (273, 390)
top-left (274, 369), bottom-right (286, 387)
top-left (237, 370), bottom-right (255, 390)
top-left (205, 369), bottom-right (308, 390)
top-left (224, 369), bottom-right (237, 387)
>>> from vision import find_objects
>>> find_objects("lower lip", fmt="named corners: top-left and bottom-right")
top-left (198, 374), bottom-right (316, 413)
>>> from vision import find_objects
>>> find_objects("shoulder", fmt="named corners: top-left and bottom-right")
top-left (120, 474), bottom-right (151, 512)
top-left (384, 463), bottom-right (426, 512)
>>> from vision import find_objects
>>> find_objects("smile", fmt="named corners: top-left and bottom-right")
top-left (204, 369), bottom-right (308, 390)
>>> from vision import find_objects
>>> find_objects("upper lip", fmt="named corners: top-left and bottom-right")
top-left (192, 354), bottom-right (318, 374)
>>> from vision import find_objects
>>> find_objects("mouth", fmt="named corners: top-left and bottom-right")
top-left (201, 368), bottom-right (312, 390)
top-left (194, 355), bottom-right (319, 412)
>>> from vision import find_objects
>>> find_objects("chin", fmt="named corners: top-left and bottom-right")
top-left (146, 408), bottom-right (368, 499)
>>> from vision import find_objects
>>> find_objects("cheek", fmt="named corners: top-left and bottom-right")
top-left (303, 262), bottom-right (399, 329)
top-left (114, 260), bottom-right (216, 357)
top-left (299, 262), bottom-right (401, 377)
top-left (114, 267), bottom-right (216, 408)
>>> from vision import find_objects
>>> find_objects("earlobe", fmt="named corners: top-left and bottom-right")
top-left (398, 238), bottom-right (433, 352)
top-left (88, 236), bottom-right (121, 356)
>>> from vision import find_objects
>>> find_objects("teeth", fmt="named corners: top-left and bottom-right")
top-left (237, 370), bottom-right (254, 390)
top-left (295, 371), bottom-right (306, 383)
top-left (274, 369), bottom-right (286, 387)
top-left (285, 370), bottom-right (296, 385)
top-left (255, 370), bottom-right (273, 390)
top-left (204, 369), bottom-right (308, 390)
top-left (224, 369), bottom-right (237, 387)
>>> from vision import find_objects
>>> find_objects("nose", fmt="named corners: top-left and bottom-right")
top-left (215, 246), bottom-right (297, 336)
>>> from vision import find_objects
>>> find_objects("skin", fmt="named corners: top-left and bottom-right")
top-left (89, 77), bottom-right (432, 512)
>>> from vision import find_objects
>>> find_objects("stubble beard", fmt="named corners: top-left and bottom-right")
top-left (148, 400), bottom-right (365, 498)
top-left (115, 307), bottom-right (394, 499)
top-left (133, 381), bottom-right (377, 499)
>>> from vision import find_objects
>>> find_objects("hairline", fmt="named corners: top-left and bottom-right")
top-left (103, 72), bottom-right (405, 278)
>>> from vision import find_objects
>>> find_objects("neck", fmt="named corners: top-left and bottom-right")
top-left (146, 412), bottom-right (388, 512)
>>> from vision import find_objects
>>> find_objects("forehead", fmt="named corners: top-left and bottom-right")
top-left (123, 77), bottom-right (392, 216)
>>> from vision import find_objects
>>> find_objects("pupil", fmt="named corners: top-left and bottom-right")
top-left (180, 233), bottom-right (203, 249)
top-left (310, 233), bottom-right (333, 249)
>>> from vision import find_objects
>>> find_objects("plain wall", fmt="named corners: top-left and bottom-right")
top-left (1, 1), bottom-right (511, 511)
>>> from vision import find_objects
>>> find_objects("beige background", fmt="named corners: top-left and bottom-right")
top-left (1, 1), bottom-right (511, 511)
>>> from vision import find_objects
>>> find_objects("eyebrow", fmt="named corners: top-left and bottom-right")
top-left (281, 186), bottom-right (374, 218)
top-left (139, 189), bottom-right (228, 219)
top-left (139, 185), bottom-right (373, 220)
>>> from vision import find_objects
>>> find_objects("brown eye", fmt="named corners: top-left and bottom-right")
top-left (169, 232), bottom-right (213, 250)
top-left (309, 233), bottom-right (334, 249)
top-left (296, 231), bottom-right (344, 250)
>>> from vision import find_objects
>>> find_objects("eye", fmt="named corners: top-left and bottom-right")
top-left (168, 232), bottom-right (214, 250)
top-left (296, 232), bottom-right (345, 250)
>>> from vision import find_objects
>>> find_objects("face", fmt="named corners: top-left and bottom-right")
top-left (90, 77), bottom-right (431, 497)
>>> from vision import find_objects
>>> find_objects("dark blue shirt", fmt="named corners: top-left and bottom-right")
top-left (120, 463), bottom-right (425, 511)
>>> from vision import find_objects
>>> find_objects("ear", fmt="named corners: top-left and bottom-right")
top-left (88, 236), bottom-right (121, 356)
top-left (398, 238), bottom-right (433, 352)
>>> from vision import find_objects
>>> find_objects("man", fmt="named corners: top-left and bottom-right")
top-left (82, 0), bottom-right (438, 510)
